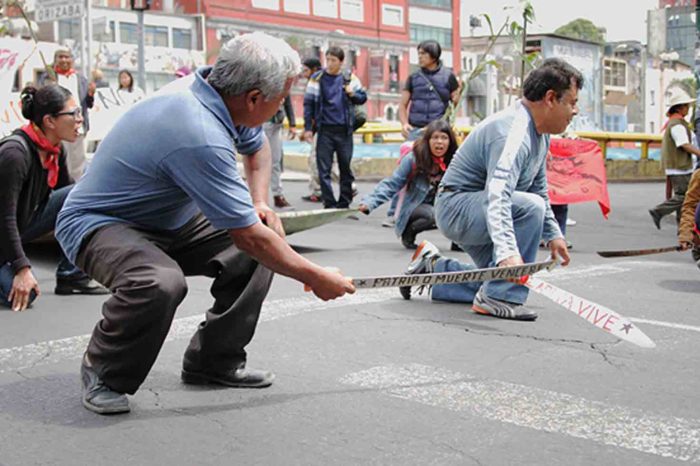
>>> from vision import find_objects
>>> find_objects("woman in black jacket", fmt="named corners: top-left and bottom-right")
top-left (0, 84), bottom-right (107, 312)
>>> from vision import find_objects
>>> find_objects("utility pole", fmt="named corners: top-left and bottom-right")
top-left (86, 0), bottom-right (92, 80)
top-left (131, 0), bottom-right (150, 92)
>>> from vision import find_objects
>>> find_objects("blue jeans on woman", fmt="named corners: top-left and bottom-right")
top-left (433, 190), bottom-right (546, 304)
top-left (0, 185), bottom-right (81, 308)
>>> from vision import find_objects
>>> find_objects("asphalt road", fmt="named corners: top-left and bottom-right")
top-left (1, 179), bottom-right (698, 466)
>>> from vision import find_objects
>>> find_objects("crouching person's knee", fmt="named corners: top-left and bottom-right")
top-left (150, 267), bottom-right (188, 308)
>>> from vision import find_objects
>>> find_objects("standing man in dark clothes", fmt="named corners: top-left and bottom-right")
top-left (399, 40), bottom-right (460, 141)
top-left (0, 84), bottom-right (107, 311)
top-left (56, 32), bottom-right (355, 415)
top-left (303, 46), bottom-right (367, 209)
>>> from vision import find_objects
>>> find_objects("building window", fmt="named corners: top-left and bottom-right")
top-left (92, 20), bottom-right (115, 42)
top-left (58, 18), bottom-right (81, 42)
top-left (119, 22), bottom-right (138, 45)
top-left (313, 0), bottom-right (337, 18)
top-left (145, 25), bottom-right (168, 47)
top-left (340, 0), bottom-right (363, 21)
top-left (388, 54), bottom-right (399, 92)
top-left (382, 4), bottom-right (403, 26)
top-left (408, 0), bottom-right (451, 9)
top-left (410, 24), bottom-right (452, 48)
top-left (172, 28), bottom-right (192, 50)
top-left (252, 0), bottom-right (280, 10)
top-left (603, 59), bottom-right (626, 88)
top-left (284, 0), bottom-right (310, 14)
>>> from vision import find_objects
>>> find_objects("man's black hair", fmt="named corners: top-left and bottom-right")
top-left (326, 46), bottom-right (345, 62)
top-left (417, 40), bottom-right (442, 61)
top-left (302, 57), bottom-right (322, 71)
top-left (523, 58), bottom-right (584, 101)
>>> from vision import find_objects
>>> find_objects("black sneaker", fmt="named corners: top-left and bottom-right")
top-left (81, 355), bottom-right (130, 414)
top-left (692, 246), bottom-right (700, 263)
top-left (399, 240), bottom-right (441, 300)
top-left (649, 209), bottom-right (662, 230)
top-left (55, 277), bottom-right (109, 296)
top-left (181, 367), bottom-right (274, 388)
top-left (471, 288), bottom-right (537, 321)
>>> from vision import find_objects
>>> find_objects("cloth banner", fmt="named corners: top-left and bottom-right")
top-left (547, 138), bottom-right (611, 218)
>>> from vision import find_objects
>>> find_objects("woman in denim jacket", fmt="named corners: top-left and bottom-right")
top-left (359, 120), bottom-right (458, 249)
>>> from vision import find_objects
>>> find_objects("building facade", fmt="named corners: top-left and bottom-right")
top-left (648, 0), bottom-right (698, 67)
top-left (33, 0), bottom-right (206, 93)
top-left (175, 0), bottom-right (461, 121)
top-left (461, 34), bottom-right (603, 130)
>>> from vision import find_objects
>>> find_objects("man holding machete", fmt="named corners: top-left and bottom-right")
top-left (399, 59), bottom-right (578, 321)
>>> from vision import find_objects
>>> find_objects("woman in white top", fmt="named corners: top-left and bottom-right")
top-left (116, 70), bottom-right (145, 106)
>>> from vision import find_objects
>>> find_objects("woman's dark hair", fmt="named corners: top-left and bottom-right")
top-left (302, 57), bottom-right (321, 71)
top-left (410, 119), bottom-right (458, 185)
top-left (417, 40), bottom-right (442, 62)
top-left (119, 69), bottom-right (134, 92)
top-left (523, 58), bottom-right (584, 102)
top-left (20, 84), bottom-right (72, 128)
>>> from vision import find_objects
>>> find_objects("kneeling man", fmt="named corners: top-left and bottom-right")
top-left (400, 59), bottom-right (577, 321)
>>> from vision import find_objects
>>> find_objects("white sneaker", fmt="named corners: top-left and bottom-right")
top-left (382, 217), bottom-right (395, 228)
top-left (471, 288), bottom-right (537, 321)
top-left (400, 240), bottom-right (442, 300)
top-left (566, 218), bottom-right (577, 227)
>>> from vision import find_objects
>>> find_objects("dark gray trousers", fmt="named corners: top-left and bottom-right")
top-left (652, 173), bottom-right (691, 219)
top-left (75, 214), bottom-right (274, 394)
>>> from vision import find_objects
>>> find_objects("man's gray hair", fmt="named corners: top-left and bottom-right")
top-left (208, 32), bottom-right (301, 99)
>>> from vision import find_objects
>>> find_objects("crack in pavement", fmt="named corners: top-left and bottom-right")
top-left (352, 308), bottom-right (623, 365)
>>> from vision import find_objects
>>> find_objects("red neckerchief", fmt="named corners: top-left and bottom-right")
top-left (661, 113), bottom-right (685, 132)
top-left (54, 67), bottom-right (76, 77)
top-left (20, 123), bottom-right (61, 188)
top-left (432, 155), bottom-right (447, 172)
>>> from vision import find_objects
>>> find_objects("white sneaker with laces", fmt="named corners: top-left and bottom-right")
top-left (400, 240), bottom-right (442, 300)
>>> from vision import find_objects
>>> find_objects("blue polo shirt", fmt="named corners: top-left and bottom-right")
top-left (56, 67), bottom-right (263, 263)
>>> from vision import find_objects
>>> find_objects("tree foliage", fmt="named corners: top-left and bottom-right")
top-left (554, 18), bottom-right (606, 44)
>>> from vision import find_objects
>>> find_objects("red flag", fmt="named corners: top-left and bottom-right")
top-left (547, 138), bottom-right (611, 219)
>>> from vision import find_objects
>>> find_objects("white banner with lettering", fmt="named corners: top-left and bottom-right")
top-left (1, 87), bottom-right (133, 144)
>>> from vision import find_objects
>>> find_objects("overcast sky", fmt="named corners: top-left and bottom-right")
top-left (463, 0), bottom-right (660, 43)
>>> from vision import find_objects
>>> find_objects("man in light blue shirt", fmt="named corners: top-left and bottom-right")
top-left (57, 32), bottom-right (355, 415)
top-left (398, 59), bottom-right (579, 321)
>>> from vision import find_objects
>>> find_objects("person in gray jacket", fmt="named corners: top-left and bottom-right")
top-left (399, 59), bottom-right (576, 322)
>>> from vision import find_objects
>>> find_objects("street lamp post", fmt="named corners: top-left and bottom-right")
top-left (130, 0), bottom-right (150, 92)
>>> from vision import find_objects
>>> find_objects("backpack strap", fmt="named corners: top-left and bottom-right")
top-left (0, 134), bottom-right (30, 156)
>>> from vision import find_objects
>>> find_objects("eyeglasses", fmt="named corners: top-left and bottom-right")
top-left (54, 108), bottom-right (82, 119)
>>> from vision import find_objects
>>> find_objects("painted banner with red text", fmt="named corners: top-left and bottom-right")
top-left (547, 138), bottom-right (611, 218)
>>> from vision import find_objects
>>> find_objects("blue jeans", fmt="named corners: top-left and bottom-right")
top-left (316, 128), bottom-right (354, 208)
top-left (0, 186), bottom-right (81, 307)
top-left (434, 190), bottom-right (545, 304)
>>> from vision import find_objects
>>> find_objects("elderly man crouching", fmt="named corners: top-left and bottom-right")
top-left (56, 32), bottom-right (355, 415)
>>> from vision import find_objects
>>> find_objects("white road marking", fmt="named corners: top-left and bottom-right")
top-left (630, 318), bottom-right (700, 334)
top-left (340, 364), bottom-right (700, 462)
top-left (0, 260), bottom-right (694, 374)
top-left (0, 289), bottom-right (397, 374)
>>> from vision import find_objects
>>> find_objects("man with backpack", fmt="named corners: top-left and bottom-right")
top-left (303, 46), bottom-right (367, 209)
top-left (399, 40), bottom-right (460, 142)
